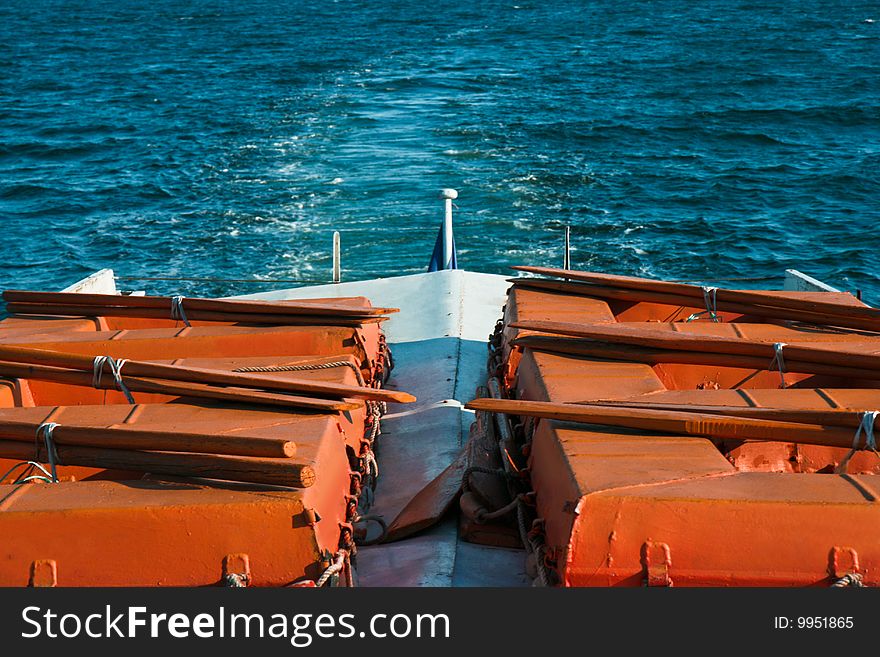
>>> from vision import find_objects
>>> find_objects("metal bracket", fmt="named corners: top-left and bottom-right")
top-left (829, 546), bottom-right (860, 579)
top-left (292, 507), bottom-right (320, 528)
top-left (642, 541), bottom-right (673, 587)
top-left (29, 559), bottom-right (57, 587)
top-left (222, 553), bottom-right (251, 587)
top-left (352, 330), bottom-right (372, 369)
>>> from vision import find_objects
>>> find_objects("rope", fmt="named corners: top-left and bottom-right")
top-left (477, 495), bottom-right (522, 523)
top-left (92, 356), bottom-right (135, 404)
top-left (768, 342), bottom-right (787, 388)
top-left (233, 360), bottom-right (366, 387)
top-left (315, 550), bottom-right (347, 587)
top-left (365, 401), bottom-right (384, 442)
top-left (854, 411), bottom-right (879, 451)
top-left (686, 286), bottom-right (720, 323)
top-left (233, 361), bottom-right (386, 519)
top-left (462, 466), bottom-right (510, 493)
top-left (343, 551), bottom-right (354, 588)
top-left (234, 363), bottom-right (384, 488)
top-left (516, 498), bottom-right (550, 587)
top-left (835, 410), bottom-right (879, 474)
top-left (170, 295), bottom-right (191, 327)
top-left (353, 514), bottom-right (388, 546)
top-left (35, 423), bottom-right (60, 483)
top-left (831, 573), bottom-right (864, 588)
top-left (461, 467), bottom-right (521, 523)
top-left (0, 460), bottom-right (54, 485)
top-left (224, 573), bottom-right (250, 587)
top-left (364, 449), bottom-right (379, 480)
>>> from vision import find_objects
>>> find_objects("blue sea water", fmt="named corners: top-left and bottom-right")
top-left (1, 0), bottom-right (878, 299)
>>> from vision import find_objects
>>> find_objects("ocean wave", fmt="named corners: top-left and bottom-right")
top-left (0, 0), bottom-right (877, 300)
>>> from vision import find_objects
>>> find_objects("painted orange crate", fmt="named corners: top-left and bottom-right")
top-left (496, 282), bottom-right (880, 586)
top-left (0, 295), bottom-right (394, 587)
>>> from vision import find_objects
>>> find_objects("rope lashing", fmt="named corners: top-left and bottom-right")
top-left (315, 550), bottom-right (347, 587)
top-left (224, 573), bottom-right (250, 588)
top-left (170, 295), bottom-right (191, 327)
top-left (516, 497), bottom-right (550, 587)
top-left (364, 448), bottom-right (379, 480)
top-left (685, 286), bottom-right (720, 323)
top-left (0, 460), bottom-right (54, 485)
top-left (234, 361), bottom-right (383, 486)
top-left (35, 422), bottom-right (60, 483)
top-left (768, 342), bottom-right (787, 388)
top-left (365, 400), bottom-right (384, 445)
top-left (704, 286), bottom-right (719, 321)
top-left (835, 410), bottom-right (879, 474)
top-left (462, 466), bottom-right (513, 493)
top-left (853, 411), bottom-right (878, 452)
top-left (92, 356), bottom-right (135, 404)
top-left (831, 573), bottom-right (864, 588)
top-left (233, 360), bottom-right (366, 387)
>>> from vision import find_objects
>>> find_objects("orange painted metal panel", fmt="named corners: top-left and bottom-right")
top-left (500, 286), bottom-right (615, 384)
top-left (0, 296), bottom-right (391, 587)
top-left (514, 349), bottom-right (665, 402)
top-left (566, 470), bottom-right (880, 587)
top-left (500, 284), bottom-right (880, 586)
top-left (0, 411), bottom-right (352, 586)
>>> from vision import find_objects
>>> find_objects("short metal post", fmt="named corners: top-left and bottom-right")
top-left (440, 189), bottom-right (458, 269)
top-left (332, 231), bottom-right (341, 283)
top-left (563, 226), bottom-right (571, 270)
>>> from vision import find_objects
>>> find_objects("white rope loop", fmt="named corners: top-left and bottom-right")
top-left (315, 550), bottom-right (347, 587)
top-left (92, 356), bottom-right (135, 404)
top-left (0, 460), bottom-right (54, 485)
top-left (704, 286), bottom-right (719, 322)
top-left (769, 342), bottom-right (787, 388)
top-left (836, 410), bottom-right (880, 475)
top-left (35, 422), bottom-right (60, 483)
top-left (853, 411), bottom-right (879, 452)
top-left (686, 286), bottom-right (720, 323)
top-left (170, 295), bottom-right (191, 327)
top-left (364, 448), bottom-right (379, 480)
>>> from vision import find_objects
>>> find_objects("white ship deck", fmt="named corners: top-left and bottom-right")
top-left (244, 270), bottom-right (528, 586)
